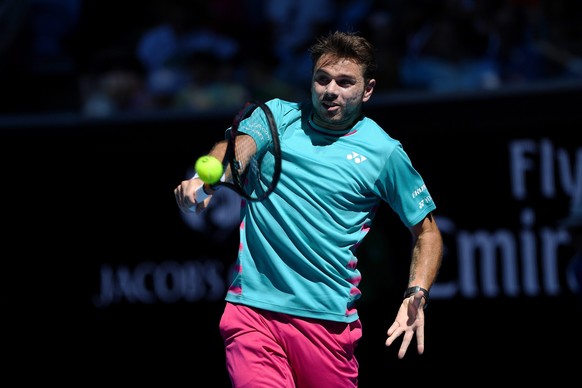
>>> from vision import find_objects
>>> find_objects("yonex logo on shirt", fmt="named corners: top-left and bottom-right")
top-left (347, 152), bottom-right (367, 164)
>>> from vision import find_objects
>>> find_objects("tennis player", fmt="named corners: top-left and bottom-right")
top-left (175, 30), bottom-right (443, 387)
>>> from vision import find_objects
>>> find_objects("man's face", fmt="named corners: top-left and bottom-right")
top-left (310, 54), bottom-right (375, 130)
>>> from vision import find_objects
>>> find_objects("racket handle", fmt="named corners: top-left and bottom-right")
top-left (195, 183), bottom-right (211, 203)
top-left (189, 172), bottom-right (224, 210)
top-left (187, 184), bottom-right (210, 211)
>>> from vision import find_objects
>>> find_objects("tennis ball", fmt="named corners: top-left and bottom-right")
top-left (195, 155), bottom-right (223, 184)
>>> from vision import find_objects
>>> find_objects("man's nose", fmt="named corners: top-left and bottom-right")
top-left (324, 82), bottom-right (338, 97)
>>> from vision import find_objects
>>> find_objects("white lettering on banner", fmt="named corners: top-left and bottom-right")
top-left (432, 210), bottom-right (572, 299)
top-left (93, 259), bottom-right (226, 308)
top-left (510, 138), bottom-right (582, 204)
top-left (92, 139), bottom-right (580, 306)
top-left (433, 138), bottom-right (581, 299)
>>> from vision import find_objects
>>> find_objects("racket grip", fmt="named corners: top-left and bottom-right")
top-left (189, 172), bottom-right (224, 210)
top-left (187, 184), bottom-right (210, 211)
top-left (184, 184), bottom-right (209, 212)
top-left (195, 183), bottom-right (211, 203)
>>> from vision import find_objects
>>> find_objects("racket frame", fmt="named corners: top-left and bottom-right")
top-left (194, 100), bottom-right (281, 203)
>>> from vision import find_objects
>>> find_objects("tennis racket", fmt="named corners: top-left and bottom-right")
top-left (195, 100), bottom-right (281, 203)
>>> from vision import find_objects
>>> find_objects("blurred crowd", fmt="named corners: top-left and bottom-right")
top-left (0, 0), bottom-right (581, 117)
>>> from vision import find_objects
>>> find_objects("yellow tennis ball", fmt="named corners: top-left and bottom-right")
top-left (195, 155), bottom-right (223, 184)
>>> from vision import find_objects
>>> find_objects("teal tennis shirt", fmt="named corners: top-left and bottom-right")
top-left (224, 98), bottom-right (436, 323)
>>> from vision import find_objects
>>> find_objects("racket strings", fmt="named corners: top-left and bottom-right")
top-left (232, 130), bottom-right (264, 194)
top-left (225, 101), bottom-right (280, 201)
top-left (235, 111), bottom-right (274, 197)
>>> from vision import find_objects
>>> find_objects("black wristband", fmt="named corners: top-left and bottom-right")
top-left (403, 286), bottom-right (430, 309)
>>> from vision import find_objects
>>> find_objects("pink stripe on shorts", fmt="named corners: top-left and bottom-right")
top-left (219, 302), bottom-right (362, 387)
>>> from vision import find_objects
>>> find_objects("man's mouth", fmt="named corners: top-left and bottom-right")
top-left (322, 102), bottom-right (339, 110)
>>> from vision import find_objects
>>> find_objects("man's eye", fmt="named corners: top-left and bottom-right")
top-left (316, 77), bottom-right (330, 85)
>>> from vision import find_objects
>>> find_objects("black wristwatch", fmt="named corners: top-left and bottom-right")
top-left (403, 286), bottom-right (430, 309)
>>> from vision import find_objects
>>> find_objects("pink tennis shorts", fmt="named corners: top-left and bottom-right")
top-left (219, 302), bottom-right (362, 387)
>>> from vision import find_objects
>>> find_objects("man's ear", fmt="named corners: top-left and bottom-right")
top-left (363, 79), bottom-right (376, 102)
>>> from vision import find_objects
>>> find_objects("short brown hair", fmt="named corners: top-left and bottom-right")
top-left (309, 31), bottom-right (377, 81)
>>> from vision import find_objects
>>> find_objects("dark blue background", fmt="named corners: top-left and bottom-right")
top-left (3, 86), bottom-right (581, 386)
